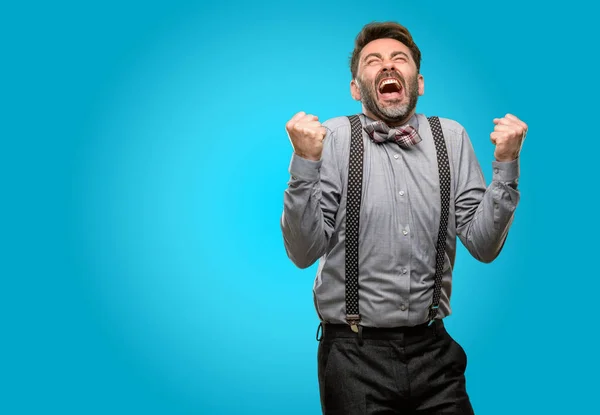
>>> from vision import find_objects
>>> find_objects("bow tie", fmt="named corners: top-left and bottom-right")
top-left (363, 120), bottom-right (422, 148)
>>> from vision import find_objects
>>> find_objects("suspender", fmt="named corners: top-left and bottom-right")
top-left (426, 116), bottom-right (451, 325)
top-left (344, 114), bottom-right (450, 331)
top-left (344, 115), bottom-right (364, 333)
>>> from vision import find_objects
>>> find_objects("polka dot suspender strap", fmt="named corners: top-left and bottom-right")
top-left (344, 114), bottom-right (363, 333)
top-left (343, 115), bottom-right (451, 330)
top-left (426, 115), bottom-right (451, 326)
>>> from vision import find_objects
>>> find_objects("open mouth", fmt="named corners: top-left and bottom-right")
top-left (378, 78), bottom-right (403, 100)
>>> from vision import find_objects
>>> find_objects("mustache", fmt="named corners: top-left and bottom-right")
top-left (375, 71), bottom-right (406, 90)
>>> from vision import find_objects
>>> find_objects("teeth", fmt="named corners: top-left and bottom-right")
top-left (379, 78), bottom-right (401, 91)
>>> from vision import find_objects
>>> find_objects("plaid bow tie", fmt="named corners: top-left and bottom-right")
top-left (363, 120), bottom-right (422, 148)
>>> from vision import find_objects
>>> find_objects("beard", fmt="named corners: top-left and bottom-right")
top-left (356, 71), bottom-right (419, 125)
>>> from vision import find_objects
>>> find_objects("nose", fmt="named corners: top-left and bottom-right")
top-left (381, 60), bottom-right (396, 72)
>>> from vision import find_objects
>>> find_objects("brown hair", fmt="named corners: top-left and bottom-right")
top-left (349, 21), bottom-right (421, 79)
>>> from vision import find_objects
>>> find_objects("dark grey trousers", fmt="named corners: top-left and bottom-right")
top-left (317, 319), bottom-right (475, 414)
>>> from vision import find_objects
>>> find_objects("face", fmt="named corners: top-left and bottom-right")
top-left (351, 38), bottom-right (424, 126)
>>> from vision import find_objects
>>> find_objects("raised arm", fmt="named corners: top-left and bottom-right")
top-left (280, 112), bottom-right (342, 268)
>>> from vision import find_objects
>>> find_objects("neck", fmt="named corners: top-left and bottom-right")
top-left (362, 107), bottom-right (415, 127)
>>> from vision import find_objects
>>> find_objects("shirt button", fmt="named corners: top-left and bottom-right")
top-left (494, 168), bottom-right (499, 174)
top-left (400, 304), bottom-right (407, 311)
top-left (399, 190), bottom-right (405, 196)
top-left (394, 154), bottom-right (399, 159)
top-left (402, 230), bottom-right (408, 236)
top-left (402, 268), bottom-right (407, 274)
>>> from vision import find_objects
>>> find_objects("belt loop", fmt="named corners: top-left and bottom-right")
top-left (357, 325), bottom-right (364, 346)
top-left (316, 322), bottom-right (323, 342)
top-left (433, 318), bottom-right (442, 337)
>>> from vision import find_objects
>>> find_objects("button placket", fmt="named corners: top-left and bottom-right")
top-left (393, 148), bottom-right (411, 322)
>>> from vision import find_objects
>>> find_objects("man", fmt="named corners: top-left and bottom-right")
top-left (280, 21), bottom-right (527, 414)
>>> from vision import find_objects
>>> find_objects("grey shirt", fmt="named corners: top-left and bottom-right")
top-left (280, 113), bottom-right (519, 327)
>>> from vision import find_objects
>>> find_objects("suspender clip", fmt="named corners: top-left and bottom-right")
top-left (428, 305), bottom-right (440, 326)
top-left (346, 314), bottom-right (361, 333)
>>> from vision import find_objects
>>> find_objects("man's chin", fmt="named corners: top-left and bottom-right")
top-left (379, 100), bottom-right (403, 108)
top-left (377, 95), bottom-right (407, 110)
top-left (377, 104), bottom-right (409, 118)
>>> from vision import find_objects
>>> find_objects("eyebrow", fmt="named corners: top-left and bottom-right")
top-left (363, 51), bottom-right (410, 61)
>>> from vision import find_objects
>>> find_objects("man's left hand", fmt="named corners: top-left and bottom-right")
top-left (491, 114), bottom-right (528, 162)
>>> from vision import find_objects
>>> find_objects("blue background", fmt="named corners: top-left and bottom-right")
top-left (2, 0), bottom-right (598, 413)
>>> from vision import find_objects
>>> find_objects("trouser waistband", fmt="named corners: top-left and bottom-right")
top-left (319, 319), bottom-right (444, 342)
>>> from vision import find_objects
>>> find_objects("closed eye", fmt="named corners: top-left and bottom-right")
top-left (391, 51), bottom-right (410, 63)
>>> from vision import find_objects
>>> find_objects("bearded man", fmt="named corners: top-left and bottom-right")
top-left (281, 21), bottom-right (527, 414)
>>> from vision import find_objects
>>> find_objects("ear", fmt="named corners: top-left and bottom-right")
top-left (417, 73), bottom-right (425, 96)
top-left (350, 79), bottom-right (361, 101)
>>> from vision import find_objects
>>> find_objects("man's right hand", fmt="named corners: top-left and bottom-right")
top-left (285, 111), bottom-right (327, 161)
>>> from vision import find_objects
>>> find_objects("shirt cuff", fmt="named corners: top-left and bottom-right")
top-left (492, 158), bottom-right (520, 185)
top-left (289, 152), bottom-right (322, 182)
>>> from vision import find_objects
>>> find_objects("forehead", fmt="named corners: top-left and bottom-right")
top-left (360, 38), bottom-right (411, 58)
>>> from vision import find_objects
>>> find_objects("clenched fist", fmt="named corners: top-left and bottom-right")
top-left (491, 114), bottom-right (528, 162)
top-left (285, 111), bottom-right (327, 161)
